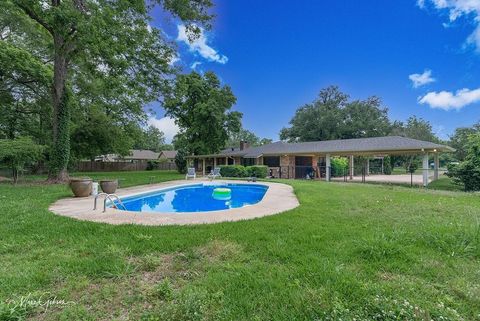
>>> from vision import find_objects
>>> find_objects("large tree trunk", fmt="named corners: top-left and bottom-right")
top-left (47, 34), bottom-right (70, 182)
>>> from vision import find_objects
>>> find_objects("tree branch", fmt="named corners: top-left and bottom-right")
top-left (16, 3), bottom-right (54, 36)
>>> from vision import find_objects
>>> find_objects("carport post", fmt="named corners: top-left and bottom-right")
top-left (422, 153), bottom-right (429, 187)
top-left (326, 154), bottom-right (331, 182)
top-left (434, 153), bottom-right (439, 181)
top-left (349, 155), bottom-right (354, 179)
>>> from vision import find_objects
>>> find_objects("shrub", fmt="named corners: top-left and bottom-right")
top-left (406, 161), bottom-right (419, 174)
top-left (247, 165), bottom-right (268, 178)
top-left (383, 156), bottom-right (392, 175)
top-left (331, 157), bottom-right (348, 177)
top-left (219, 165), bottom-right (248, 177)
top-left (146, 160), bottom-right (158, 171)
top-left (447, 134), bottom-right (480, 191)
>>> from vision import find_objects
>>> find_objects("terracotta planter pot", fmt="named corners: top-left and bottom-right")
top-left (100, 179), bottom-right (118, 194)
top-left (70, 178), bottom-right (92, 197)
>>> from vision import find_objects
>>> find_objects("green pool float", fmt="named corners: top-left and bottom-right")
top-left (212, 187), bottom-right (232, 200)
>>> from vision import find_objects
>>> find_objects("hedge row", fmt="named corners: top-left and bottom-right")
top-left (219, 165), bottom-right (268, 178)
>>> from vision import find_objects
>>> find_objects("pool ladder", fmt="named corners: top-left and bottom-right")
top-left (94, 193), bottom-right (127, 212)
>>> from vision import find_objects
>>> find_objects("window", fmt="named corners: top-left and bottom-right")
top-left (263, 156), bottom-right (280, 167)
top-left (242, 158), bottom-right (256, 166)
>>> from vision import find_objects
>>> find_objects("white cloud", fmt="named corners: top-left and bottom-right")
top-left (177, 24), bottom-right (228, 64)
top-left (168, 55), bottom-right (180, 66)
top-left (190, 61), bottom-right (202, 70)
top-left (418, 87), bottom-right (480, 110)
top-left (147, 116), bottom-right (179, 143)
top-left (419, 0), bottom-right (480, 52)
top-left (417, 0), bottom-right (426, 8)
top-left (409, 70), bottom-right (436, 88)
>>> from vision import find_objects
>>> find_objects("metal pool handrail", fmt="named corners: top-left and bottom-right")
top-left (94, 193), bottom-right (127, 212)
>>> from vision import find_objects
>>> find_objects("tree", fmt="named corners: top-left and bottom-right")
top-left (175, 149), bottom-right (187, 174)
top-left (0, 137), bottom-right (44, 184)
top-left (341, 97), bottom-right (391, 139)
top-left (449, 122), bottom-right (480, 161)
top-left (227, 127), bottom-right (272, 148)
top-left (165, 72), bottom-right (242, 155)
top-left (447, 133), bottom-right (480, 191)
top-left (70, 111), bottom-right (139, 162)
top-left (5, 0), bottom-right (213, 181)
top-left (259, 138), bottom-right (273, 145)
top-left (280, 86), bottom-right (390, 142)
top-left (392, 116), bottom-right (438, 142)
top-left (280, 86), bottom-right (347, 142)
top-left (143, 126), bottom-right (166, 152)
top-left (133, 125), bottom-right (166, 152)
top-left (0, 17), bottom-right (52, 143)
top-left (389, 116), bottom-right (439, 169)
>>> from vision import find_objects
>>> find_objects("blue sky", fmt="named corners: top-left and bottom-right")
top-left (149, 0), bottom-right (480, 142)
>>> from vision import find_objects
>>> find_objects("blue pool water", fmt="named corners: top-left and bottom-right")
top-left (113, 183), bottom-right (268, 213)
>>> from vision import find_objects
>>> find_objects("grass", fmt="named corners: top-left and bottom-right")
top-left (1, 171), bottom-right (480, 320)
top-left (428, 177), bottom-right (464, 192)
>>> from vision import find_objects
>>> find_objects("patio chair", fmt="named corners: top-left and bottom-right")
top-left (185, 167), bottom-right (196, 180)
top-left (207, 167), bottom-right (222, 180)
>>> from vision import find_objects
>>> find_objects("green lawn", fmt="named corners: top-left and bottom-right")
top-left (1, 171), bottom-right (479, 320)
top-left (428, 177), bottom-right (464, 192)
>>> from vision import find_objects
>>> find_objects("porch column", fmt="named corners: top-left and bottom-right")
top-left (422, 153), bottom-right (429, 187)
top-left (326, 154), bottom-right (331, 182)
top-left (349, 155), bottom-right (354, 179)
top-left (225, 157), bottom-right (228, 165)
top-left (202, 158), bottom-right (206, 177)
top-left (214, 157), bottom-right (217, 168)
top-left (434, 153), bottom-right (439, 181)
top-left (366, 158), bottom-right (370, 176)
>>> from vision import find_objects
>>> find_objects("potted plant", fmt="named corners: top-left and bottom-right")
top-left (70, 177), bottom-right (93, 197)
top-left (100, 179), bottom-right (118, 194)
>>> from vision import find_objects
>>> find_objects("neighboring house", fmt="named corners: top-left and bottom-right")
top-left (95, 150), bottom-right (160, 163)
top-left (158, 150), bottom-right (178, 163)
top-left (186, 136), bottom-right (454, 186)
top-left (121, 150), bottom-right (160, 162)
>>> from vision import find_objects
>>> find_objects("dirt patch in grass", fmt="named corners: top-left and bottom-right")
top-left (24, 240), bottom-right (243, 321)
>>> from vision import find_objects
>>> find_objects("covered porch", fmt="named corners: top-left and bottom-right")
top-left (260, 150), bottom-right (442, 187)
top-left (185, 136), bottom-right (453, 187)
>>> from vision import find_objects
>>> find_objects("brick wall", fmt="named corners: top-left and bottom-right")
top-left (280, 155), bottom-right (295, 178)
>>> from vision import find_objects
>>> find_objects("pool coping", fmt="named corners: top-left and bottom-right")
top-left (49, 179), bottom-right (299, 226)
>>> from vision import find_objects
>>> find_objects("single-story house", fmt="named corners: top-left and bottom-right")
top-left (186, 136), bottom-right (454, 186)
top-left (95, 150), bottom-right (160, 162)
top-left (120, 150), bottom-right (160, 162)
top-left (159, 150), bottom-right (178, 163)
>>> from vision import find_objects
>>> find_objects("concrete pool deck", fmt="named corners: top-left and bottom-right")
top-left (49, 179), bottom-right (299, 226)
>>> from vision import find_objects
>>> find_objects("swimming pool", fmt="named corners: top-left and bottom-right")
top-left (111, 183), bottom-right (268, 213)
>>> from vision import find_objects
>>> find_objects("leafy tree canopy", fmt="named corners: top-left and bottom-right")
top-left (134, 125), bottom-right (168, 153)
top-left (2, 0), bottom-right (213, 180)
top-left (449, 122), bottom-right (480, 161)
top-left (447, 133), bottom-right (480, 191)
top-left (391, 116), bottom-right (439, 143)
top-left (280, 86), bottom-right (391, 142)
top-left (0, 137), bottom-right (44, 183)
top-left (227, 127), bottom-right (272, 148)
top-left (165, 71), bottom-right (242, 155)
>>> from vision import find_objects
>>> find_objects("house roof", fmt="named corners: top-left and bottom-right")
top-left (159, 150), bottom-right (178, 159)
top-left (123, 150), bottom-right (160, 160)
top-left (187, 136), bottom-right (454, 159)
